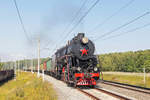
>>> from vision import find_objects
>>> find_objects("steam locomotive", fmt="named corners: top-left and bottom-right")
top-left (47, 33), bottom-right (100, 87)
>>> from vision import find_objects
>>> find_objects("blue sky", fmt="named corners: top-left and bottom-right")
top-left (0, 0), bottom-right (150, 61)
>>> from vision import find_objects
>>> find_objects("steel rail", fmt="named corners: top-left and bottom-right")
top-left (101, 80), bottom-right (150, 94)
top-left (77, 88), bottom-right (101, 100)
top-left (95, 87), bottom-right (131, 100)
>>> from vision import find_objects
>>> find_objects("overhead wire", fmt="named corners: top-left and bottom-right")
top-left (51, 0), bottom-right (100, 54)
top-left (60, 0), bottom-right (89, 38)
top-left (43, 0), bottom-right (89, 49)
top-left (88, 0), bottom-right (135, 33)
top-left (94, 11), bottom-right (150, 41)
top-left (62, 0), bottom-right (100, 42)
top-left (101, 22), bottom-right (150, 41)
top-left (13, 0), bottom-right (32, 43)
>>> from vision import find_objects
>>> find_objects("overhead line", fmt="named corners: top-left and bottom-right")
top-left (63, 0), bottom-right (100, 40)
top-left (13, 0), bottom-right (32, 42)
top-left (43, 0), bottom-right (88, 49)
top-left (102, 22), bottom-right (150, 41)
top-left (89, 0), bottom-right (135, 33)
top-left (94, 11), bottom-right (150, 41)
top-left (51, 0), bottom-right (100, 54)
top-left (60, 0), bottom-right (88, 37)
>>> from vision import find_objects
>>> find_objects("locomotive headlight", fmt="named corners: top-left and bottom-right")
top-left (77, 67), bottom-right (81, 71)
top-left (82, 37), bottom-right (88, 44)
top-left (94, 67), bottom-right (98, 71)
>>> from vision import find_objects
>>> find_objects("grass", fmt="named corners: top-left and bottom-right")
top-left (0, 72), bottom-right (57, 100)
top-left (102, 72), bottom-right (150, 88)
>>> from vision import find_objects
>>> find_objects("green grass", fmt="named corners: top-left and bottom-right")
top-left (0, 72), bottom-right (57, 100)
top-left (102, 73), bottom-right (150, 88)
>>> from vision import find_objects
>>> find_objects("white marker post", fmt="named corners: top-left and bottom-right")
top-left (31, 57), bottom-right (33, 73)
top-left (143, 67), bottom-right (146, 86)
top-left (18, 60), bottom-right (19, 75)
top-left (37, 37), bottom-right (40, 77)
top-left (42, 69), bottom-right (44, 82)
top-left (15, 60), bottom-right (17, 81)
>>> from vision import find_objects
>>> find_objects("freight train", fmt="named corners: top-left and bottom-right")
top-left (40, 33), bottom-right (100, 87)
top-left (0, 70), bottom-right (14, 83)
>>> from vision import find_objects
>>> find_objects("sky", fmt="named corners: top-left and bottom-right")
top-left (0, 0), bottom-right (150, 61)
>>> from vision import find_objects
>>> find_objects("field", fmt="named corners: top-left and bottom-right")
top-left (102, 72), bottom-right (150, 88)
top-left (0, 72), bottom-right (57, 100)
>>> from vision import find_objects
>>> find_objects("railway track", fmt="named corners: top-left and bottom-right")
top-left (35, 72), bottom-right (135, 100)
top-left (94, 87), bottom-right (131, 100)
top-left (100, 80), bottom-right (150, 95)
top-left (77, 88), bottom-right (100, 100)
top-left (77, 87), bottom-right (132, 100)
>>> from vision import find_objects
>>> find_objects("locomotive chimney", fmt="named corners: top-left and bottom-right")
top-left (77, 33), bottom-right (85, 39)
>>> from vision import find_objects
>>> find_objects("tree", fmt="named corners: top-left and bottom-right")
top-left (0, 63), bottom-right (4, 70)
top-left (142, 59), bottom-right (150, 72)
top-left (98, 49), bottom-right (150, 72)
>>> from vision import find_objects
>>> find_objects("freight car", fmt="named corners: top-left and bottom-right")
top-left (0, 70), bottom-right (14, 83)
top-left (41, 58), bottom-right (52, 75)
top-left (42, 33), bottom-right (100, 87)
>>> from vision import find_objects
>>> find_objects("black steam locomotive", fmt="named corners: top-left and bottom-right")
top-left (52, 33), bottom-right (100, 87)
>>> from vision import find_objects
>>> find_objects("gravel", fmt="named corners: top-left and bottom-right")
top-left (83, 89), bottom-right (119, 100)
top-left (98, 82), bottom-right (150, 100)
top-left (42, 74), bottom-right (124, 100)
top-left (43, 74), bottom-right (91, 100)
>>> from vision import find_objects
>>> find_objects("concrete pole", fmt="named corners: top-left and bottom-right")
top-left (9, 61), bottom-right (10, 70)
top-left (31, 58), bottom-right (33, 73)
top-left (18, 60), bottom-right (19, 75)
top-left (30, 58), bottom-right (31, 72)
top-left (24, 58), bottom-right (25, 71)
top-left (15, 61), bottom-right (17, 75)
top-left (10, 60), bottom-right (12, 70)
top-left (12, 61), bottom-right (14, 70)
top-left (26, 60), bottom-right (27, 71)
top-left (37, 38), bottom-right (40, 77)
top-left (24, 58), bottom-right (27, 72)
top-left (15, 60), bottom-right (17, 80)
top-left (42, 69), bottom-right (44, 82)
top-left (0, 58), bottom-right (2, 70)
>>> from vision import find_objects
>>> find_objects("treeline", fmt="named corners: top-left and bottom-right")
top-left (0, 63), bottom-right (4, 70)
top-left (1, 49), bottom-right (150, 72)
top-left (98, 49), bottom-right (150, 72)
top-left (0, 58), bottom-right (49, 71)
